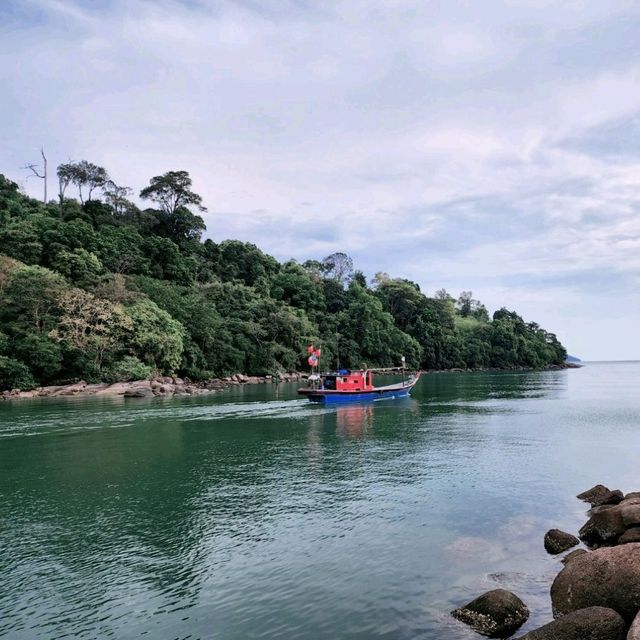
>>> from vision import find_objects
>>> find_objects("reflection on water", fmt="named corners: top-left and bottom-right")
top-left (336, 403), bottom-right (374, 439)
top-left (1, 364), bottom-right (640, 639)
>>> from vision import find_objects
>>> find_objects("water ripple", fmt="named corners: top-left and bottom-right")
top-left (1, 365), bottom-right (639, 639)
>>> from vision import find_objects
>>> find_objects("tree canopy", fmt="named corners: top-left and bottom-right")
top-left (0, 167), bottom-right (567, 390)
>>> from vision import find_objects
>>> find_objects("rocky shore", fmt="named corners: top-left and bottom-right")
top-left (1, 364), bottom-right (576, 401)
top-left (451, 483), bottom-right (640, 639)
top-left (0, 372), bottom-right (306, 400)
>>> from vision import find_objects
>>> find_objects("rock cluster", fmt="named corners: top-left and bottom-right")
top-left (450, 483), bottom-right (640, 639)
top-left (578, 486), bottom-right (640, 548)
top-left (1, 372), bottom-right (306, 400)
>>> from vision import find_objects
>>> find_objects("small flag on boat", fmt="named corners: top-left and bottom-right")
top-left (306, 344), bottom-right (315, 354)
top-left (308, 354), bottom-right (318, 366)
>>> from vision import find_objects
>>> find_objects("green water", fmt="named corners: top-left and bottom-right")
top-left (1, 363), bottom-right (639, 639)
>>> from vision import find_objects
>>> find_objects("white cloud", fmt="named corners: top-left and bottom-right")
top-left (2, 0), bottom-right (640, 359)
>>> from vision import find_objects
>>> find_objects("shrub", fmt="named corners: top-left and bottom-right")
top-left (0, 357), bottom-right (37, 390)
top-left (107, 356), bottom-right (153, 382)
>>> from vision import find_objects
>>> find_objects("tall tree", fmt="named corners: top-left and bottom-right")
top-left (456, 291), bottom-right (489, 321)
top-left (56, 162), bottom-right (75, 215)
top-left (102, 181), bottom-right (134, 216)
top-left (322, 252), bottom-right (353, 286)
top-left (56, 161), bottom-right (109, 206)
top-left (139, 170), bottom-right (206, 216)
top-left (77, 161), bottom-right (109, 201)
top-left (49, 288), bottom-right (132, 371)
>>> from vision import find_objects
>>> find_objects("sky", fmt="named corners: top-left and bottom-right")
top-left (1, 0), bottom-right (640, 360)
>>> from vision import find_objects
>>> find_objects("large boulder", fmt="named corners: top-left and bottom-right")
top-left (124, 387), bottom-right (154, 398)
top-left (619, 502), bottom-right (640, 527)
top-left (579, 508), bottom-right (626, 546)
top-left (561, 549), bottom-right (588, 565)
top-left (514, 607), bottom-right (626, 640)
top-left (578, 485), bottom-right (612, 505)
top-left (551, 543), bottom-right (640, 623)
top-left (93, 382), bottom-right (131, 396)
top-left (592, 490), bottom-right (625, 507)
top-left (56, 381), bottom-right (87, 396)
top-left (628, 611), bottom-right (640, 640)
top-left (544, 529), bottom-right (579, 555)
top-left (619, 528), bottom-right (640, 545)
top-left (451, 589), bottom-right (529, 637)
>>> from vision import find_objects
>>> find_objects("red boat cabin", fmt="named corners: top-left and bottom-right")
top-left (322, 370), bottom-right (374, 392)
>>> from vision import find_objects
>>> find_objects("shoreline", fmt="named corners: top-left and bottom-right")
top-left (0, 364), bottom-right (575, 401)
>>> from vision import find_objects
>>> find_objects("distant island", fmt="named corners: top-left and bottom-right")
top-left (565, 355), bottom-right (582, 364)
top-left (0, 165), bottom-right (567, 391)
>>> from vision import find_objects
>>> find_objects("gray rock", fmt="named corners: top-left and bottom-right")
top-left (83, 383), bottom-right (112, 394)
top-left (577, 485), bottom-right (611, 505)
top-left (619, 528), bottom-right (640, 545)
top-left (561, 549), bottom-right (588, 565)
top-left (93, 382), bottom-right (131, 396)
top-left (56, 381), bottom-right (87, 396)
top-left (628, 611), bottom-right (640, 640)
top-left (590, 504), bottom-right (617, 515)
top-left (626, 492), bottom-right (640, 501)
top-left (514, 606), bottom-right (626, 640)
top-left (451, 589), bottom-right (529, 637)
top-left (551, 543), bottom-right (640, 623)
top-left (619, 502), bottom-right (640, 527)
top-left (579, 507), bottom-right (626, 547)
top-left (544, 529), bottom-right (579, 555)
top-left (592, 490), bottom-right (625, 507)
top-left (124, 387), bottom-right (154, 398)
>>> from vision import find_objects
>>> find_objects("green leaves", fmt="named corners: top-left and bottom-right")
top-left (124, 299), bottom-right (185, 374)
top-left (0, 357), bottom-right (36, 391)
top-left (0, 166), bottom-right (568, 389)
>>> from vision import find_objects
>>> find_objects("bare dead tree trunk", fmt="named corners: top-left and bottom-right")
top-left (24, 151), bottom-right (47, 203)
top-left (41, 147), bottom-right (48, 203)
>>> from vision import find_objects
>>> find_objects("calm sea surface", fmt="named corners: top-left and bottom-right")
top-left (1, 362), bottom-right (639, 639)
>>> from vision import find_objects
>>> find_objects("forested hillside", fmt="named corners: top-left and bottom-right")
top-left (0, 165), bottom-right (566, 390)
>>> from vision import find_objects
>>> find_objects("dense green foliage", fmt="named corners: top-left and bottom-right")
top-left (0, 168), bottom-right (566, 389)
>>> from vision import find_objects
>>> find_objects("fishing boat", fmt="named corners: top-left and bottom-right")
top-left (298, 368), bottom-right (421, 403)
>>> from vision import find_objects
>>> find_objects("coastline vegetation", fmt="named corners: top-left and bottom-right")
top-left (0, 165), bottom-right (566, 390)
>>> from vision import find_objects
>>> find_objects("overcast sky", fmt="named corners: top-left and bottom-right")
top-left (2, 0), bottom-right (640, 360)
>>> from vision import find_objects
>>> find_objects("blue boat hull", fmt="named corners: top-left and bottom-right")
top-left (303, 387), bottom-right (413, 404)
